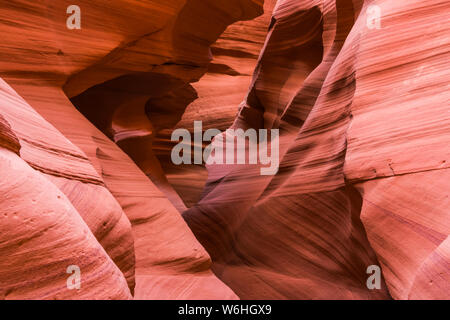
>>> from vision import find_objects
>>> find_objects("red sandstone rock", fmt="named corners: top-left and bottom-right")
top-left (0, 115), bottom-right (20, 155)
top-left (0, 148), bottom-right (132, 299)
top-left (0, 0), bottom-right (247, 299)
top-left (184, 0), bottom-right (449, 300)
top-left (0, 0), bottom-right (448, 300)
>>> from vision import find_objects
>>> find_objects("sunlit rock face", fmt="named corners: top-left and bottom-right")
top-left (184, 0), bottom-right (450, 300)
top-left (157, 0), bottom-right (279, 207)
top-left (0, 0), bottom-right (448, 300)
top-left (0, 0), bottom-right (260, 300)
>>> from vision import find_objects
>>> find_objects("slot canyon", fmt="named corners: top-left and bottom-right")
top-left (0, 0), bottom-right (449, 300)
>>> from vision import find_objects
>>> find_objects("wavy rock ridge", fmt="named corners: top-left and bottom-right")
top-left (0, 0), bottom-right (264, 299)
top-left (0, 0), bottom-right (449, 300)
top-left (184, 0), bottom-right (449, 299)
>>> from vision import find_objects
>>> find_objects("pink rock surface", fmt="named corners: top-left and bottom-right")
top-left (0, 147), bottom-right (132, 299)
top-left (184, 0), bottom-right (449, 299)
top-left (0, 0), bottom-right (448, 300)
top-left (0, 0), bottom-right (246, 300)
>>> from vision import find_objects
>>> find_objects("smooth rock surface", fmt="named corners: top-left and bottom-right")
top-left (0, 0), bottom-right (448, 300)
top-left (184, 0), bottom-right (449, 299)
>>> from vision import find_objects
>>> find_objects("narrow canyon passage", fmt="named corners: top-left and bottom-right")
top-left (0, 0), bottom-right (448, 300)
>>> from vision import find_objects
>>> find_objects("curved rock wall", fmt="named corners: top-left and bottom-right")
top-left (184, 0), bottom-right (449, 300)
top-left (0, 0), bottom-right (448, 300)
top-left (0, 0), bottom-right (249, 300)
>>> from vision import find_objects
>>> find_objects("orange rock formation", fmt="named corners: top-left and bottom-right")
top-left (0, 0), bottom-right (448, 300)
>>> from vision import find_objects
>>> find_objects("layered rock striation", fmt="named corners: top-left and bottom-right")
top-left (0, 0), bottom-right (448, 300)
